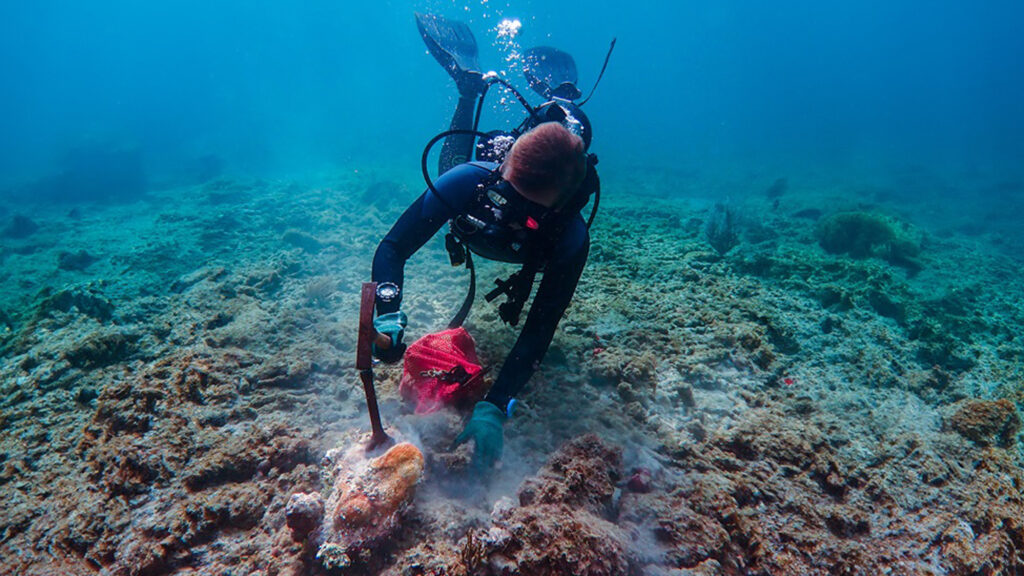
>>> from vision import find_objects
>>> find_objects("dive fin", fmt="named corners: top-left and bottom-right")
top-left (415, 12), bottom-right (484, 94)
top-left (522, 46), bottom-right (582, 101)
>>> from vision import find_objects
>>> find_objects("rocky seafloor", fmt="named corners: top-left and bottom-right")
top-left (1, 164), bottom-right (1023, 575)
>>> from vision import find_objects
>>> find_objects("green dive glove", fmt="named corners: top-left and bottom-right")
top-left (454, 401), bottom-right (507, 471)
top-left (373, 311), bottom-right (408, 363)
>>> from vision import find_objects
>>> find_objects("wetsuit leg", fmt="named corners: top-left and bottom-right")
top-left (439, 94), bottom-right (477, 175)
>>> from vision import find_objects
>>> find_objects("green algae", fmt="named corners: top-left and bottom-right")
top-left (815, 210), bottom-right (923, 270)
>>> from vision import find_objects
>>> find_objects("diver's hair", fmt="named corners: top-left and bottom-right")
top-left (504, 122), bottom-right (586, 206)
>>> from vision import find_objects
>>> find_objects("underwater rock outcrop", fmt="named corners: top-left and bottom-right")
top-left (285, 492), bottom-right (324, 538)
top-left (815, 210), bottom-right (922, 269)
top-left (459, 434), bottom-right (631, 576)
top-left (282, 229), bottom-right (325, 253)
top-left (33, 286), bottom-right (114, 322)
top-left (62, 330), bottom-right (136, 369)
top-left (2, 214), bottom-right (38, 238)
top-left (57, 249), bottom-right (99, 271)
top-left (947, 398), bottom-right (1021, 448)
top-left (288, 441), bottom-right (425, 570)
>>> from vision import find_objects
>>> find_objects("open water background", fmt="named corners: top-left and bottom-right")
top-left (2, 1), bottom-right (1022, 194)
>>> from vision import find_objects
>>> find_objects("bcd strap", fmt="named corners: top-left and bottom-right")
top-left (446, 228), bottom-right (538, 329)
top-left (447, 235), bottom-right (476, 329)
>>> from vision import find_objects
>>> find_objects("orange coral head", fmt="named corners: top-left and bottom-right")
top-left (330, 443), bottom-right (424, 531)
top-left (368, 443), bottom-right (425, 516)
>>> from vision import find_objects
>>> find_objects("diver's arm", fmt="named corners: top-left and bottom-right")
top-left (371, 163), bottom-right (490, 314)
top-left (372, 194), bottom-right (447, 314)
top-left (484, 218), bottom-right (590, 412)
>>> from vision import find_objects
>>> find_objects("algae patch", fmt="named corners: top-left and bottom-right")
top-left (816, 210), bottom-right (923, 270)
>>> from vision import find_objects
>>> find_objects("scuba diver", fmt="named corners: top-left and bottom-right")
top-left (371, 13), bottom-right (614, 470)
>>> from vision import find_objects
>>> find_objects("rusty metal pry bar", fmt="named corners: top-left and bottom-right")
top-left (357, 282), bottom-right (393, 451)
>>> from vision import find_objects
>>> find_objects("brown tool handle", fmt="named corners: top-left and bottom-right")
top-left (357, 282), bottom-right (392, 451)
top-left (357, 282), bottom-right (396, 356)
top-left (360, 369), bottom-right (391, 450)
top-left (356, 283), bottom-right (377, 370)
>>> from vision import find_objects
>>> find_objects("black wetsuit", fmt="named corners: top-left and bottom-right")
top-left (372, 161), bottom-right (590, 413)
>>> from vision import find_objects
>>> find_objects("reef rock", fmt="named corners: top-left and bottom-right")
top-left (2, 214), bottom-right (38, 238)
top-left (285, 492), bottom-right (324, 538)
top-left (948, 398), bottom-right (1021, 447)
top-left (467, 434), bottom-right (631, 576)
top-left (290, 441), bottom-right (424, 570)
top-left (57, 249), bottom-right (99, 271)
top-left (63, 330), bottom-right (136, 369)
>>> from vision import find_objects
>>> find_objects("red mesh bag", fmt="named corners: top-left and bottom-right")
top-left (400, 327), bottom-right (488, 414)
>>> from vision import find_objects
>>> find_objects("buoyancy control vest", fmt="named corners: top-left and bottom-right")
top-left (440, 158), bottom-right (598, 328)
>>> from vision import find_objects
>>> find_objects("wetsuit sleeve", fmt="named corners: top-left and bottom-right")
top-left (484, 215), bottom-right (590, 412)
top-left (371, 163), bottom-right (486, 314)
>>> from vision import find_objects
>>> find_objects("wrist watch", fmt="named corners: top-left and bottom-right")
top-left (376, 282), bottom-right (400, 303)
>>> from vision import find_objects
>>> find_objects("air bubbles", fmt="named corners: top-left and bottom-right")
top-left (494, 18), bottom-right (523, 67)
top-left (495, 18), bottom-right (521, 40)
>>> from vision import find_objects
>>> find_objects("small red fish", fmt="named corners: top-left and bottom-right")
top-left (593, 347), bottom-right (605, 357)
top-left (783, 377), bottom-right (795, 386)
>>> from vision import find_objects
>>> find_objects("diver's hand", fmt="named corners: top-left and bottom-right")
top-left (454, 401), bottom-right (506, 470)
top-left (372, 312), bottom-right (408, 364)
top-left (374, 342), bottom-right (406, 364)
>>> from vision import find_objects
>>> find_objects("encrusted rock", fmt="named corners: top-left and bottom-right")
top-left (34, 286), bottom-right (114, 322)
top-left (285, 492), bottom-right (324, 538)
top-left (57, 249), bottom-right (99, 271)
top-left (948, 398), bottom-right (1021, 447)
top-left (309, 442), bottom-right (425, 569)
top-left (517, 434), bottom-right (621, 511)
top-left (483, 505), bottom-right (629, 576)
top-left (63, 331), bottom-right (135, 368)
top-left (2, 214), bottom-right (38, 238)
top-left (940, 519), bottom-right (1013, 575)
top-left (626, 467), bottom-right (653, 493)
top-left (282, 229), bottom-right (324, 253)
top-left (473, 435), bottom-right (630, 576)
top-left (653, 502), bottom-right (730, 568)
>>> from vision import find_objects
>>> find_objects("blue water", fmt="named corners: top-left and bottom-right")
top-left (1, 1), bottom-right (1022, 191)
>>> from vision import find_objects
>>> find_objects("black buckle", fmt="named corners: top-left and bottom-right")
top-left (445, 232), bottom-right (466, 267)
top-left (486, 271), bottom-right (528, 327)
